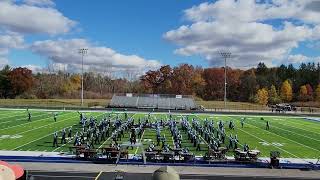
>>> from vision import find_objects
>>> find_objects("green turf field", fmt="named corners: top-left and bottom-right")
top-left (0, 109), bottom-right (319, 159)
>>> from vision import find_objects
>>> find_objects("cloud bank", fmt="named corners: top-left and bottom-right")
top-left (164, 0), bottom-right (320, 68)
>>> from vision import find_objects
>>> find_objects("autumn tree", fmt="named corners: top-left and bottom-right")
top-left (305, 84), bottom-right (313, 101)
top-left (269, 85), bottom-right (281, 104)
top-left (8, 67), bottom-right (34, 97)
top-left (298, 85), bottom-right (308, 101)
top-left (171, 64), bottom-right (194, 95)
top-left (202, 68), bottom-right (225, 100)
top-left (239, 69), bottom-right (257, 102)
top-left (191, 67), bottom-right (206, 96)
top-left (315, 84), bottom-right (320, 102)
top-left (0, 65), bottom-right (12, 98)
top-left (226, 69), bottom-right (242, 101)
top-left (140, 65), bottom-right (173, 94)
top-left (280, 80), bottom-right (293, 102)
top-left (256, 88), bottom-right (269, 105)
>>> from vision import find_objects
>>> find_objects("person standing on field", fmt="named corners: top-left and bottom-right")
top-left (53, 132), bottom-right (58, 147)
top-left (27, 109), bottom-right (31, 121)
top-left (266, 121), bottom-right (270, 130)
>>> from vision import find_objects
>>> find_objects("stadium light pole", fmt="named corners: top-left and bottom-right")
top-left (220, 51), bottom-right (231, 109)
top-left (79, 48), bottom-right (88, 107)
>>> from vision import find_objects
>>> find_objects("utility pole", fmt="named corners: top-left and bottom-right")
top-left (79, 48), bottom-right (88, 107)
top-left (220, 51), bottom-right (231, 109)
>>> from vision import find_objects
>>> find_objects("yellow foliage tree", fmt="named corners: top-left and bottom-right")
top-left (299, 85), bottom-right (308, 101)
top-left (269, 85), bottom-right (280, 104)
top-left (70, 74), bottom-right (81, 90)
top-left (315, 84), bottom-right (320, 102)
top-left (299, 85), bottom-right (307, 96)
top-left (256, 88), bottom-right (269, 105)
top-left (280, 80), bottom-right (293, 102)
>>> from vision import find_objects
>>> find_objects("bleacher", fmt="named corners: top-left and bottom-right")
top-left (109, 94), bottom-right (197, 110)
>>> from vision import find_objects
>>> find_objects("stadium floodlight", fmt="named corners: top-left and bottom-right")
top-left (79, 48), bottom-right (88, 107)
top-left (220, 51), bottom-right (231, 109)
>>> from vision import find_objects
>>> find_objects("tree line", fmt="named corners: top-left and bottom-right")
top-left (1, 62), bottom-right (320, 105)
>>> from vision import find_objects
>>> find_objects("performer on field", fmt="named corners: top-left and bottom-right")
top-left (241, 117), bottom-right (245, 128)
top-left (53, 132), bottom-right (58, 147)
top-left (68, 127), bottom-right (72, 139)
top-left (61, 128), bottom-right (66, 144)
top-left (53, 112), bottom-right (57, 122)
top-left (27, 109), bottom-right (31, 121)
top-left (266, 121), bottom-right (270, 130)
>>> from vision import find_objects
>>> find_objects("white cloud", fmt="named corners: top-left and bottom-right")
top-left (165, 0), bottom-right (320, 68)
top-left (0, 0), bottom-right (76, 68)
top-left (29, 39), bottom-right (161, 75)
top-left (0, 58), bottom-right (9, 69)
top-left (0, 1), bottom-right (75, 35)
top-left (285, 54), bottom-right (320, 64)
top-left (0, 33), bottom-right (24, 49)
top-left (24, 0), bottom-right (55, 7)
top-left (21, 64), bottom-right (43, 73)
top-left (0, 33), bottom-right (24, 66)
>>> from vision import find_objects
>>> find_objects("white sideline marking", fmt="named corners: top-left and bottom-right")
top-left (0, 112), bottom-right (71, 132)
top-left (1, 114), bottom-right (75, 137)
top-left (231, 116), bottom-right (320, 153)
top-left (272, 118), bottom-right (320, 134)
top-left (0, 113), bottom-right (47, 125)
top-left (0, 111), bottom-right (26, 120)
top-left (0, 114), bottom-right (73, 135)
top-left (227, 116), bottom-right (319, 159)
top-left (11, 123), bottom-right (77, 150)
top-left (227, 116), bottom-right (301, 158)
top-left (135, 127), bottom-right (145, 154)
top-left (250, 118), bottom-right (320, 143)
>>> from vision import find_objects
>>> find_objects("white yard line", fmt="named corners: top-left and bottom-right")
top-left (227, 116), bottom-right (320, 156)
top-left (0, 113), bottom-right (76, 137)
top-left (97, 113), bottom-right (132, 150)
top-left (0, 113), bottom-right (47, 125)
top-left (52, 112), bottom-right (106, 152)
top-left (134, 129), bottom-right (145, 154)
top-left (1, 107), bottom-right (319, 119)
top-left (11, 123), bottom-right (78, 150)
top-left (52, 135), bottom-right (76, 152)
top-left (230, 116), bottom-right (320, 153)
top-left (236, 125), bottom-right (301, 158)
top-left (194, 114), bottom-right (244, 147)
top-left (171, 136), bottom-right (175, 147)
top-left (250, 118), bottom-right (320, 143)
top-left (0, 111), bottom-right (26, 119)
top-left (1, 112), bottom-right (70, 131)
top-left (273, 119), bottom-right (320, 134)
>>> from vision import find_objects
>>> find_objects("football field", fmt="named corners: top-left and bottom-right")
top-left (0, 109), bottom-right (319, 159)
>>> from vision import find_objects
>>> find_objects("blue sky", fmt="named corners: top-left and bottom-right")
top-left (1, 0), bottom-right (320, 74)
top-left (9, 0), bottom-right (210, 68)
